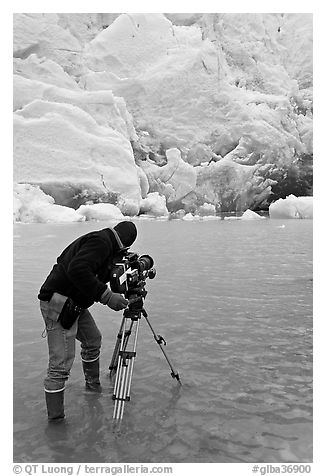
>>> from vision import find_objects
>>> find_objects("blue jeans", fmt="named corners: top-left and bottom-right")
top-left (40, 300), bottom-right (102, 391)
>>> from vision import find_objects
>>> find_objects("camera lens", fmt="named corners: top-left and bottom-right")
top-left (138, 254), bottom-right (154, 272)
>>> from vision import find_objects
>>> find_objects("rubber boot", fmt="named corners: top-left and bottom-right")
top-left (82, 358), bottom-right (102, 393)
top-left (45, 389), bottom-right (65, 422)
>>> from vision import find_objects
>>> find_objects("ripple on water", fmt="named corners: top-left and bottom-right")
top-left (13, 220), bottom-right (312, 463)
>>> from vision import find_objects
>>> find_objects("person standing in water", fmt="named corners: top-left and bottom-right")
top-left (38, 221), bottom-right (137, 422)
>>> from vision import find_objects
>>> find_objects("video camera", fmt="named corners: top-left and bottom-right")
top-left (110, 252), bottom-right (156, 301)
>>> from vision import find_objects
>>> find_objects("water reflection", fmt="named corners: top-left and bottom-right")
top-left (13, 220), bottom-right (313, 463)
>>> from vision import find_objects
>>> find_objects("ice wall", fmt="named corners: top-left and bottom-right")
top-left (13, 13), bottom-right (313, 222)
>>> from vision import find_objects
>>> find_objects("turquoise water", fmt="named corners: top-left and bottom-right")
top-left (13, 218), bottom-right (313, 463)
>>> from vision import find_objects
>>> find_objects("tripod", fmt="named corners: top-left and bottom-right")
top-left (109, 297), bottom-right (181, 420)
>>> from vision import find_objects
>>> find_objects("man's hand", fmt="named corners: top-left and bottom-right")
top-left (107, 292), bottom-right (128, 311)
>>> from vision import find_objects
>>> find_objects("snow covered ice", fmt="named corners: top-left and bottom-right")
top-left (13, 13), bottom-right (313, 223)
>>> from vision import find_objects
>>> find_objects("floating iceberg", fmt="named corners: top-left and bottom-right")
top-left (241, 209), bottom-right (265, 220)
top-left (269, 195), bottom-right (313, 219)
top-left (76, 203), bottom-right (124, 221)
top-left (182, 213), bottom-right (201, 221)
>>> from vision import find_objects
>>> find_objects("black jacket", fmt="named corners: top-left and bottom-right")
top-left (38, 228), bottom-right (122, 308)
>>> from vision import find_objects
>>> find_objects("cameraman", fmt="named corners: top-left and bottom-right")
top-left (38, 220), bottom-right (137, 422)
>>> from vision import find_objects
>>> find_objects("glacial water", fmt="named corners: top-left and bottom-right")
top-left (13, 218), bottom-right (313, 463)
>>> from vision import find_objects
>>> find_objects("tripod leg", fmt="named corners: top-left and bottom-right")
top-left (112, 318), bottom-right (140, 419)
top-left (113, 349), bottom-right (128, 418)
top-left (112, 318), bottom-right (127, 399)
top-left (113, 352), bottom-right (135, 419)
top-left (109, 318), bottom-right (134, 374)
top-left (143, 312), bottom-right (181, 384)
top-left (122, 321), bottom-right (134, 352)
top-left (114, 363), bottom-right (128, 419)
top-left (109, 317), bottom-right (124, 373)
top-left (125, 319), bottom-right (140, 399)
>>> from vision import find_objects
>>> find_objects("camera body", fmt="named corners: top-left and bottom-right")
top-left (110, 251), bottom-right (156, 298)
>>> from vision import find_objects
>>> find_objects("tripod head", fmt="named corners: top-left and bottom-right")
top-left (123, 294), bottom-right (148, 321)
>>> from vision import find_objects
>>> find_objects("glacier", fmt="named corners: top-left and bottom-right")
top-left (13, 13), bottom-right (313, 223)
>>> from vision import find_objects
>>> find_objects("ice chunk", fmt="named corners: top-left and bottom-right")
top-left (292, 196), bottom-right (313, 218)
top-left (269, 195), bottom-right (313, 219)
top-left (76, 203), bottom-right (124, 221)
top-left (241, 209), bottom-right (265, 220)
top-left (36, 205), bottom-right (85, 223)
top-left (182, 213), bottom-right (201, 221)
top-left (14, 183), bottom-right (84, 223)
top-left (197, 203), bottom-right (216, 217)
top-left (140, 192), bottom-right (169, 216)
